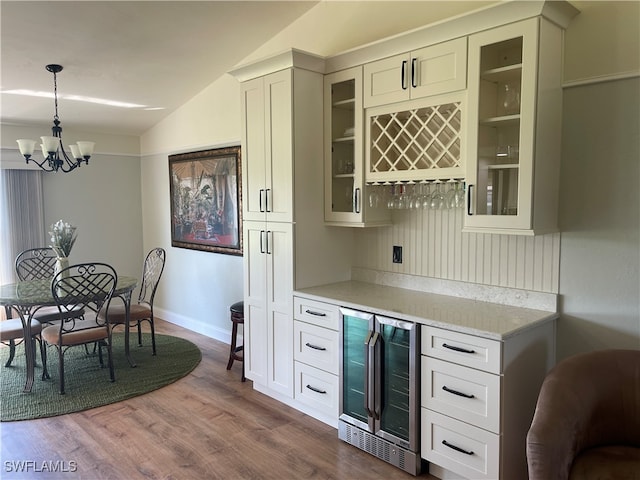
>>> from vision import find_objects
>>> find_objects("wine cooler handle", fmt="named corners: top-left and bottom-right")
top-left (372, 332), bottom-right (382, 420)
top-left (364, 331), bottom-right (374, 418)
top-left (365, 331), bottom-right (379, 419)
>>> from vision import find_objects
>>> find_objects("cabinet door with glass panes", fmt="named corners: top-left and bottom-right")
top-left (324, 66), bottom-right (390, 227)
top-left (465, 18), bottom-right (563, 235)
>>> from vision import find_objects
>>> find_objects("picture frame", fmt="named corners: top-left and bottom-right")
top-left (169, 146), bottom-right (242, 255)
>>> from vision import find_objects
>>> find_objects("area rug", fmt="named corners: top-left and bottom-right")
top-left (0, 332), bottom-right (201, 422)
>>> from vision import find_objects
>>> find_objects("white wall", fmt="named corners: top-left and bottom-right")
top-left (135, 1), bottom-right (639, 355)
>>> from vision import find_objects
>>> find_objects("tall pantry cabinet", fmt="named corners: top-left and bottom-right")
top-left (231, 50), bottom-right (353, 402)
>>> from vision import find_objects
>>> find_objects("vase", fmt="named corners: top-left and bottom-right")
top-left (54, 256), bottom-right (70, 278)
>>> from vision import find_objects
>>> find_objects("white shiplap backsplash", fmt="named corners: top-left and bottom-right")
top-left (353, 207), bottom-right (560, 294)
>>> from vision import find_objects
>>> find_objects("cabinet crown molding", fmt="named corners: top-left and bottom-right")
top-left (325, 0), bottom-right (579, 74)
top-left (229, 48), bottom-right (325, 82)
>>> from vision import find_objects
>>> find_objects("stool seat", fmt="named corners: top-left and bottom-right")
top-left (230, 301), bottom-right (244, 315)
top-left (226, 301), bottom-right (245, 382)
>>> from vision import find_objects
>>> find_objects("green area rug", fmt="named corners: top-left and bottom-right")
top-left (0, 332), bottom-right (201, 422)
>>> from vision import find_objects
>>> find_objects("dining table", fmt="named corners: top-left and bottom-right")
top-left (0, 275), bottom-right (138, 393)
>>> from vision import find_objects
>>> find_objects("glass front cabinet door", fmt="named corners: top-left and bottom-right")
top-left (324, 66), bottom-right (390, 227)
top-left (465, 18), bottom-right (564, 235)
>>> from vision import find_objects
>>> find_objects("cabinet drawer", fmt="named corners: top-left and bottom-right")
top-left (422, 326), bottom-right (501, 374)
top-left (294, 362), bottom-right (339, 419)
top-left (293, 297), bottom-right (339, 330)
top-left (294, 321), bottom-right (339, 375)
top-left (422, 409), bottom-right (499, 480)
top-left (422, 357), bottom-right (500, 433)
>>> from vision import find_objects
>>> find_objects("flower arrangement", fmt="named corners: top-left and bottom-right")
top-left (49, 219), bottom-right (77, 258)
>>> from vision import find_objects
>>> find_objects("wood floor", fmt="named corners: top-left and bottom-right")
top-left (1, 318), bottom-right (437, 479)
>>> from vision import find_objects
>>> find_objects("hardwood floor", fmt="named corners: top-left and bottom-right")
top-left (1, 319), bottom-right (437, 479)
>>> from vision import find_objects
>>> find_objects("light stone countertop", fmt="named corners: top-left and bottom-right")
top-left (295, 281), bottom-right (557, 341)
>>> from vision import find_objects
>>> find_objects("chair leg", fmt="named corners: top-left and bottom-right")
top-left (58, 347), bottom-right (65, 395)
top-left (5, 340), bottom-right (16, 367)
top-left (105, 340), bottom-right (115, 382)
top-left (38, 337), bottom-right (50, 380)
top-left (137, 321), bottom-right (143, 347)
top-left (226, 321), bottom-right (238, 370)
top-left (149, 318), bottom-right (156, 356)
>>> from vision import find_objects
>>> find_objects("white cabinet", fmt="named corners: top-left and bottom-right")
top-left (363, 37), bottom-right (467, 108)
top-left (243, 221), bottom-right (294, 397)
top-left (233, 51), bottom-right (353, 405)
top-left (421, 324), bottom-right (555, 479)
top-left (465, 18), bottom-right (564, 235)
top-left (241, 69), bottom-right (293, 223)
top-left (293, 297), bottom-right (340, 422)
top-left (324, 66), bottom-right (390, 226)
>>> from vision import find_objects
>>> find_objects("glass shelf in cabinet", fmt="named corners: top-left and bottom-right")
top-left (334, 173), bottom-right (355, 178)
top-left (333, 136), bottom-right (355, 143)
top-left (481, 64), bottom-right (522, 83)
top-left (486, 163), bottom-right (519, 170)
top-left (480, 114), bottom-right (520, 126)
top-left (333, 98), bottom-right (355, 109)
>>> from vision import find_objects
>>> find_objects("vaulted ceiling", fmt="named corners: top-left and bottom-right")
top-left (1, 1), bottom-right (494, 136)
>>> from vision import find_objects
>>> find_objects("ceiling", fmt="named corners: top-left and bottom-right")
top-left (1, 1), bottom-right (493, 137)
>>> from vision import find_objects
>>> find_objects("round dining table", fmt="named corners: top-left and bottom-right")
top-left (0, 276), bottom-right (137, 392)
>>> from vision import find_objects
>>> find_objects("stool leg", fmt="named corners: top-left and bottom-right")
top-left (226, 320), bottom-right (238, 370)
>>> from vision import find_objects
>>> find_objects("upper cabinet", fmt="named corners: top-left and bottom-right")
top-left (241, 70), bottom-right (294, 223)
top-left (465, 18), bottom-right (565, 235)
top-left (324, 66), bottom-right (390, 227)
top-left (363, 37), bottom-right (467, 109)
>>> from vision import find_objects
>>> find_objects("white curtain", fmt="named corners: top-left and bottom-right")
top-left (0, 169), bottom-right (46, 286)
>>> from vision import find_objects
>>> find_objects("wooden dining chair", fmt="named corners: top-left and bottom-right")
top-left (101, 248), bottom-right (166, 357)
top-left (41, 262), bottom-right (117, 394)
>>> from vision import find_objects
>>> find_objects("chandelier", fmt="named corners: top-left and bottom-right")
top-left (16, 64), bottom-right (95, 173)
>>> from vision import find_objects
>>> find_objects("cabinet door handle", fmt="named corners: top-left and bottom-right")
top-left (306, 384), bottom-right (327, 395)
top-left (265, 188), bottom-right (271, 212)
top-left (354, 188), bottom-right (361, 214)
top-left (260, 230), bottom-right (265, 254)
top-left (259, 189), bottom-right (265, 212)
top-left (305, 342), bottom-right (327, 351)
top-left (443, 343), bottom-right (476, 354)
top-left (305, 309), bottom-right (326, 317)
top-left (442, 385), bottom-right (475, 399)
top-left (442, 440), bottom-right (474, 456)
top-left (266, 230), bottom-right (272, 254)
top-left (401, 60), bottom-right (408, 90)
top-left (411, 58), bottom-right (417, 88)
top-left (467, 184), bottom-right (474, 215)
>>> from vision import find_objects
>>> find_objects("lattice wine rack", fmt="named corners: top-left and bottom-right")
top-left (366, 95), bottom-right (465, 183)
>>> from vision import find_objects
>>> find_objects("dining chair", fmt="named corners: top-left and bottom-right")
top-left (101, 248), bottom-right (166, 356)
top-left (0, 311), bottom-right (49, 380)
top-left (15, 247), bottom-right (57, 281)
top-left (40, 262), bottom-right (117, 394)
top-left (15, 247), bottom-right (84, 325)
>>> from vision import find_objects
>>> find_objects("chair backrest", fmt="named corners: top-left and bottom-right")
top-left (137, 248), bottom-right (166, 306)
top-left (52, 262), bottom-right (117, 333)
top-left (15, 247), bottom-right (57, 281)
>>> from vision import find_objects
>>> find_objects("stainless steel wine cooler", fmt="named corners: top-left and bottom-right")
top-left (338, 307), bottom-right (422, 475)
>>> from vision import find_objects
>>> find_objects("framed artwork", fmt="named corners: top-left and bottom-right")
top-left (169, 146), bottom-right (242, 255)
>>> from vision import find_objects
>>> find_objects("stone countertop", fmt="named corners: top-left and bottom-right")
top-left (295, 281), bottom-right (557, 341)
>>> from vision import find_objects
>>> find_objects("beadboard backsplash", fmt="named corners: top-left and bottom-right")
top-left (353, 207), bottom-right (560, 294)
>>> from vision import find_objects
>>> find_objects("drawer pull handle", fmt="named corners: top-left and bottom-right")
top-left (306, 384), bottom-right (327, 394)
top-left (443, 343), bottom-right (476, 354)
top-left (442, 386), bottom-right (475, 399)
top-left (305, 309), bottom-right (326, 317)
top-left (442, 440), bottom-right (474, 456)
top-left (305, 342), bottom-right (327, 351)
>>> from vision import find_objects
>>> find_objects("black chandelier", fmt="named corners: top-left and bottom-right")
top-left (16, 64), bottom-right (95, 173)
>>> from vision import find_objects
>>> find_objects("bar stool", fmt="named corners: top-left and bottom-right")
top-left (226, 301), bottom-right (245, 381)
